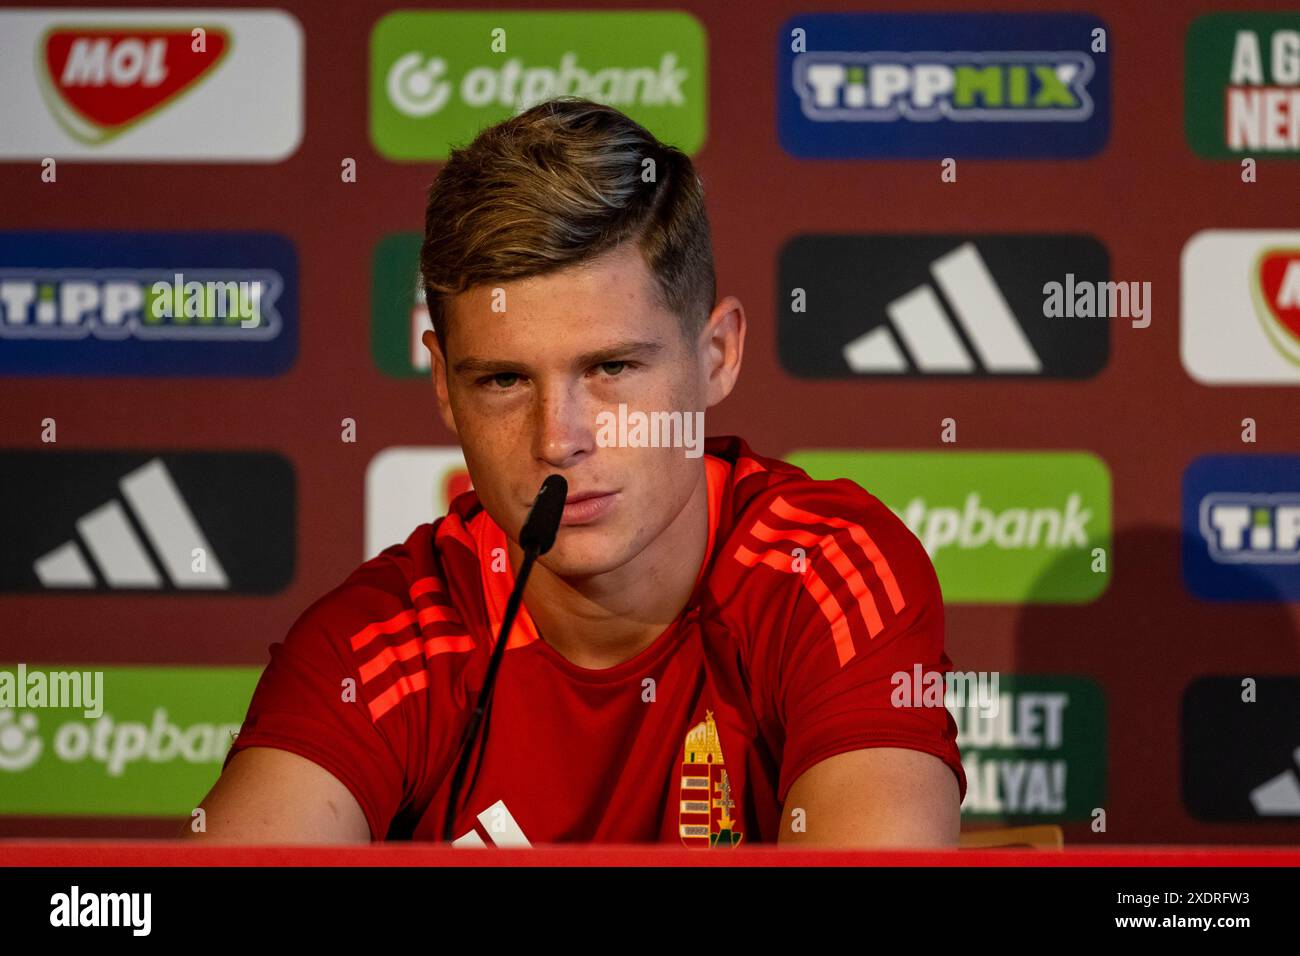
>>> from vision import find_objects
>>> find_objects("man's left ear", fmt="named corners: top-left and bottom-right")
top-left (422, 328), bottom-right (459, 437)
top-left (701, 296), bottom-right (746, 408)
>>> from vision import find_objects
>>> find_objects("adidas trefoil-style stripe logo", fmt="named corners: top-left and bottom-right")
top-left (450, 799), bottom-right (532, 847)
top-left (842, 242), bottom-right (1042, 374)
top-left (33, 458), bottom-right (228, 590)
top-left (1250, 746), bottom-right (1300, 815)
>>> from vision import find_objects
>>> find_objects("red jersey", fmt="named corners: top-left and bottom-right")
top-left (225, 435), bottom-right (966, 845)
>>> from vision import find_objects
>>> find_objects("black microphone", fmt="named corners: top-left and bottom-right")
top-left (442, 474), bottom-right (568, 843)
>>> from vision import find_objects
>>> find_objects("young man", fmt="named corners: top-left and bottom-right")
top-left (188, 97), bottom-right (965, 846)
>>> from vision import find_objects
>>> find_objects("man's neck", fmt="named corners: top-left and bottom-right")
top-left (509, 466), bottom-right (711, 671)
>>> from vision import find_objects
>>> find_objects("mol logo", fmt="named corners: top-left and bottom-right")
top-left (39, 27), bottom-right (229, 143)
top-left (1199, 495), bottom-right (1300, 564)
top-left (0, 10), bottom-right (301, 161)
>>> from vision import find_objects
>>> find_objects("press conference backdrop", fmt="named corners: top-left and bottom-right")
top-left (1, 0), bottom-right (1299, 845)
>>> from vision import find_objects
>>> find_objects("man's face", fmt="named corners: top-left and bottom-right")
top-left (428, 242), bottom-right (738, 579)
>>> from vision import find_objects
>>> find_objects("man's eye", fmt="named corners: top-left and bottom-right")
top-left (481, 373), bottom-right (521, 389)
top-left (595, 361), bottom-right (630, 376)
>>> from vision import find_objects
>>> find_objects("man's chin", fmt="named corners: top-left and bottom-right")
top-left (537, 530), bottom-right (634, 580)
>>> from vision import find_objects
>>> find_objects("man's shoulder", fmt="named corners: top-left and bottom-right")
top-left (708, 437), bottom-right (932, 581)
top-left (703, 439), bottom-right (939, 650)
top-left (286, 521), bottom-right (472, 659)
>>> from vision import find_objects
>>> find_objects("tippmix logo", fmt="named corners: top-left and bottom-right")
top-left (0, 232), bottom-right (297, 376)
top-left (1182, 455), bottom-right (1300, 601)
top-left (778, 13), bottom-right (1110, 158)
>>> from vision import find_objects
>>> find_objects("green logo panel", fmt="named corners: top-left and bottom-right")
top-left (370, 10), bottom-right (708, 160)
top-left (372, 232), bottom-right (426, 379)
top-left (786, 451), bottom-right (1112, 603)
top-left (0, 665), bottom-right (259, 816)
top-left (952, 675), bottom-right (1106, 822)
top-left (1186, 13), bottom-right (1300, 158)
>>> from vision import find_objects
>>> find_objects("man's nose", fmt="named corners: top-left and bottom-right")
top-left (531, 381), bottom-right (593, 467)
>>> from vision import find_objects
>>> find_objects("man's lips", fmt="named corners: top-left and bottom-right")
top-left (558, 491), bottom-right (619, 526)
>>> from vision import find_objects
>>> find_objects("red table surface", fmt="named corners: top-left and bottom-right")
top-left (1, 842), bottom-right (1299, 867)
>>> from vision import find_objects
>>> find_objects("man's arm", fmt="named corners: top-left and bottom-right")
top-left (180, 747), bottom-right (371, 844)
top-left (778, 747), bottom-right (960, 846)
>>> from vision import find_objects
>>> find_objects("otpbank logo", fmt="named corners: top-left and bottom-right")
top-left (0, 665), bottom-right (259, 815)
top-left (786, 451), bottom-right (1112, 603)
top-left (0, 9), bottom-right (302, 161)
top-left (0, 232), bottom-right (297, 376)
top-left (1183, 455), bottom-right (1300, 601)
top-left (779, 13), bottom-right (1110, 158)
top-left (1186, 13), bottom-right (1300, 158)
top-left (370, 10), bottom-right (706, 161)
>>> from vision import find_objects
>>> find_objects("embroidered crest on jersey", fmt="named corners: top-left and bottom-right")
top-left (678, 709), bottom-right (743, 848)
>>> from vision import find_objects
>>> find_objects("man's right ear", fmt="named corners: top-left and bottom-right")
top-left (422, 329), bottom-right (459, 437)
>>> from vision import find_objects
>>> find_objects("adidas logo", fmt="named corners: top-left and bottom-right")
top-left (841, 242), bottom-right (1042, 374)
top-left (33, 458), bottom-right (228, 590)
top-left (1249, 746), bottom-right (1300, 815)
top-left (450, 798), bottom-right (532, 847)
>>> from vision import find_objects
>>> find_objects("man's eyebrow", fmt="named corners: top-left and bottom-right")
top-left (452, 340), bottom-right (664, 377)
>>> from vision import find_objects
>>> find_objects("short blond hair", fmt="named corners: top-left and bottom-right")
top-left (419, 97), bottom-right (716, 354)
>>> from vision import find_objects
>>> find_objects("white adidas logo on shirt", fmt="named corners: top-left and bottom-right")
top-left (451, 798), bottom-right (532, 847)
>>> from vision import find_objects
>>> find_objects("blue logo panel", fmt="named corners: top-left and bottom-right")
top-left (778, 13), bottom-right (1111, 159)
top-left (0, 232), bottom-right (298, 376)
top-left (1182, 455), bottom-right (1300, 601)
